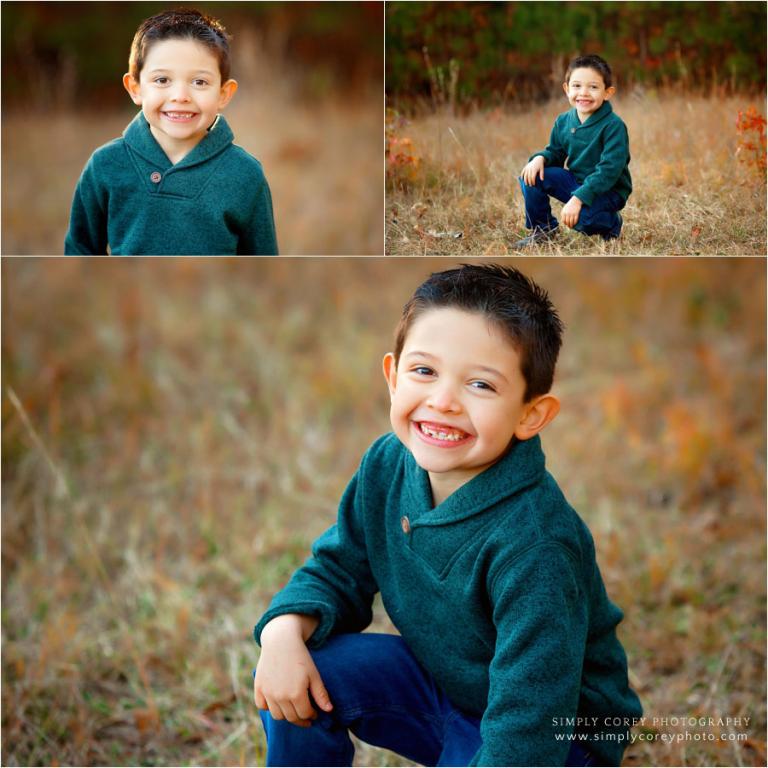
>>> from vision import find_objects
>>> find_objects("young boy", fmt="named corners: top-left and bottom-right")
top-left (514, 54), bottom-right (631, 248)
top-left (252, 264), bottom-right (642, 766)
top-left (64, 9), bottom-right (278, 255)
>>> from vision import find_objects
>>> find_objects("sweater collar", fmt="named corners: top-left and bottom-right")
top-left (405, 434), bottom-right (547, 526)
top-left (123, 111), bottom-right (234, 169)
top-left (569, 99), bottom-right (613, 129)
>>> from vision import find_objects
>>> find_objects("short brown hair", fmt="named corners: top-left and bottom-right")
top-left (565, 54), bottom-right (613, 88)
top-left (128, 8), bottom-right (231, 83)
top-left (393, 264), bottom-right (564, 402)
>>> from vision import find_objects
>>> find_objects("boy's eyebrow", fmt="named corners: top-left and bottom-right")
top-left (472, 365), bottom-right (509, 382)
top-left (404, 351), bottom-right (509, 382)
top-left (146, 67), bottom-right (217, 75)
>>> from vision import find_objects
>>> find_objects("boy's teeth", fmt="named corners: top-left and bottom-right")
top-left (419, 423), bottom-right (466, 441)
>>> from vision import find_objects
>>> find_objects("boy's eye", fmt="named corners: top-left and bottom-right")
top-left (193, 79), bottom-right (209, 87)
top-left (154, 77), bottom-right (170, 85)
top-left (412, 366), bottom-right (435, 377)
top-left (470, 380), bottom-right (496, 392)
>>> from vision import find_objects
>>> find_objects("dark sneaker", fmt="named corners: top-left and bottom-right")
top-left (602, 213), bottom-right (622, 241)
top-left (510, 226), bottom-right (559, 249)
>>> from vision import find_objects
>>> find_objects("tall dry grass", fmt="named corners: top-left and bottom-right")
top-left (386, 95), bottom-right (767, 255)
top-left (2, 258), bottom-right (766, 766)
top-left (1, 38), bottom-right (382, 256)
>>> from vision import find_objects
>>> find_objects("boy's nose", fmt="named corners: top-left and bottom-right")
top-left (170, 85), bottom-right (191, 101)
top-left (426, 384), bottom-right (461, 413)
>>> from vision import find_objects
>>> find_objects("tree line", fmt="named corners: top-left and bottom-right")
top-left (386, 1), bottom-right (766, 106)
top-left (2, 1), bottom-right (383, 109)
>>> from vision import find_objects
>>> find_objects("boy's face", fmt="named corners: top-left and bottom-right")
top-left (563, 66), bottom-right (615, 119)
top-left (123, 38), bottom-right (237, 157)
top-left (383, 308), bottom-right (538, 498)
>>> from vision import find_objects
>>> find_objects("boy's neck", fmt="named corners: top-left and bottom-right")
top-left (575, 101), bottom-right (608, 124)
top-left (427, 462), bottom-right (495, 507)
top-left (149, 123), bottom-right (213, 165)
top-left (426, 438), bottom-right (520, 507)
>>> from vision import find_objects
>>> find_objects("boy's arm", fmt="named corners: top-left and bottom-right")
top-left (529, 116), bottom-right (568, 168)
top-left (64, 157), bottom-right (108, 255)
top-left (571, 120), bottom-right (629, 206)
top-left (238, 171), bottom-right (278, 255)
top-left (253, 467), bottom-right (378, 649)
top-left (469, 544), bottom-right (588, 767)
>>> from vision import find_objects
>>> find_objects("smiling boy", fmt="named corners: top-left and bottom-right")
top-left (514, 54), bottom-right (631, 248)
top-left (252, 264), bottom-right (642, 766)
top-left (65, 8), bottom-right (278, 255)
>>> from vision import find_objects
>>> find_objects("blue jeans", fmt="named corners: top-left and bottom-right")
top-left (518, 168), bottom-right (624, 239)
top-left (257, 633), bottom-right (596, 767)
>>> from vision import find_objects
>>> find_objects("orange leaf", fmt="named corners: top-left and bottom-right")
top-left (133, 707), bottom-right (160, 734)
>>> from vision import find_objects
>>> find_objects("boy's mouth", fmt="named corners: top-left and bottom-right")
top-left (162, 111), bottom-right (198, 122)
top-left (414, 421), bottom-right (473, 446)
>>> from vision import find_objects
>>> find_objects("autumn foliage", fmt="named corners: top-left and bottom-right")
top-left (735, 106), bottom-right (767, 174)
top-left (386, 108), bottom-right (422, 185)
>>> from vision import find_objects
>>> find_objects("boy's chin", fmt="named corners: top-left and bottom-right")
top-left (408, 443), bottom-right (471, 473)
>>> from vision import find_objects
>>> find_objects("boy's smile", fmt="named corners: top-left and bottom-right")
top-left (563, 66), bottom-right (615, 122)
top-left (415, 421), bottom-right (473, 445)
top-left (383, 308), bottom-right (542, 505)
top-left (123, 38), bottom-right (237, 164)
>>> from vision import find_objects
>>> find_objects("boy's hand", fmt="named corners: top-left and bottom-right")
top-left (253, 614), bottom-right (333, 728)
top-left (521, 156), bottom-right (545, 186)
top-left (561, 196), bottom-right (583, 228)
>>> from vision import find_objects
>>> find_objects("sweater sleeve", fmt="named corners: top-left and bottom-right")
top-left (64, 155), bottom-right (108, 255)
top-left (572, 120), bottom-right (629, 206)
top-left (469, 544), bottom-right (588, 767)
top-left (253, 468), bottom-right (378, 649)
top-left (529, 117), bottom-right (567, 168)
top-left (238, 171), bottom-right (278, 256)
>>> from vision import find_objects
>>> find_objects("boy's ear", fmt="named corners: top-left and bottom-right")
top-left (562, 81), bottom-right (569, 96)
top-left (514, 394), bottom-right (560, 441)
top-left (382, 353), bottom-right (397, 399)
top-left (604, 85), bottom-right (616, 100)
top-left (218, 79), bottom-right (238, 109)
top-left (123, 73), bottom-right (142, 105)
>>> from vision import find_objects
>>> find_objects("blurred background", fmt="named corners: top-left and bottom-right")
top-left (2, 257), bottom-right (765, 766)
top-left (1, 1), bottom-right (383, 254)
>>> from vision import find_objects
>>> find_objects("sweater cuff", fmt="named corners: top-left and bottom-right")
top-left (572, 185), bottom-right (595, 206)
top-left (529, 151), bottom-right (553, 166)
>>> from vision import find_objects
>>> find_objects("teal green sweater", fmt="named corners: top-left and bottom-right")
top-left (531, 101), bottom-right (632, 206)
top-left (65, 113), bottom-right (278, 255)
top-left (254, 433), bottom-right (642, 766)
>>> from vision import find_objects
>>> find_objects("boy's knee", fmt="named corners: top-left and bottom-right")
top-left (306, 634), bottom-right (370, 682)
top-left (576, 208), bottom-right (621, 237)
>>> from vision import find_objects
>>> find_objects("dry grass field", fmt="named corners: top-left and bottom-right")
top-left (2, 257), bottom-right (766, 767)
top-left (386, 95), bottom-right (766, 255)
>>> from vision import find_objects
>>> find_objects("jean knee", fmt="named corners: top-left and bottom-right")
top-left (305, 634), bottom-right (392, 698)
top-left (306, 639), bottom-right (343, 685)
top-left (578, 207), bottom-right (617, 232)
